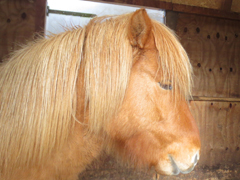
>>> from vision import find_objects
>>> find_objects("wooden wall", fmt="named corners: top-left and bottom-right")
top-left (0, 0), bottom-right (46, 62)
top-left (174, 13), bottom-right (240, 98)
top-left (170, 11), bottom-right (240, 172)
top-left (165, 11), bottom-right (240, 179)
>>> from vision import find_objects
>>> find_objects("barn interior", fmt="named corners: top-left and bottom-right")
top-left (0, 0), bottom-right (240, 179)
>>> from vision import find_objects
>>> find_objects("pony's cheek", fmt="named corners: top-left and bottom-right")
top-left (120, 131), bottom-right (163, 165)
top-left (106, 115), bottom-right (141, 140)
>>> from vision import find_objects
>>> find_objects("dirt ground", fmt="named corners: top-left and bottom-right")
top-left (78, 155), bottom-right (240, 180)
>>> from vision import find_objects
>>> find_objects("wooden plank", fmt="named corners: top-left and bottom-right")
top-left (94, 0), bottom-right (240, 20)
top-left (220, 0), bottom-right (233, 12)
top-left (93, 0), bottom-right (173, 10)
top-left (172, 4), bottom-right (240, 20)
top-left (190, 101), bottom-right (240, 167)
top-left (172, 0), bottom-right (222, 10)
top-left (231, 0), bottom-right (240, 13)
top-left (0, 0), bottom-right (34, 61)
top-left (166, 11), bottom-right (178, 30)
top-left (172, 0), bottom-right (232, 12)
top-left (192, 96), bottom-right (240, 102)
top-left (174, 13), bottom-right (240, 98)
top-left (35, 0), bottom-right (47, 35)
top-left (0, 0), bottom-right (46, 61)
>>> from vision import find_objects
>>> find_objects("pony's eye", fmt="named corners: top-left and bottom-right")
top-left (159, 83), bottom-right (172, 90)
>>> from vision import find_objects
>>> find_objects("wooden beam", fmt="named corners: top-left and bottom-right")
top-left (220, 0), bottom-right (233, 12)
top-left (94, 0), bottom-right (173, 10)
top-left (93, 0), bottom-right (240, 20)
top-left (192, 96), bottom-right (240, 102)
top-left (35, 0), bottom-right (47, 35)
top-left (172, 3), bottom-right (240, 20)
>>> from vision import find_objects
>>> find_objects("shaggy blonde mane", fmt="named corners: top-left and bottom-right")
top-left (0, 28), bottom-right (85, 170)
top-left (152, 20), bottom-right (192, 99)
top-left (0, 12), bottom-right (192, 171)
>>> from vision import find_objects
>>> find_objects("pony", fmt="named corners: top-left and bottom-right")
top-left (0, 9), bottom-right (201, 180)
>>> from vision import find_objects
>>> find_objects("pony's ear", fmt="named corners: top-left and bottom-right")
top-left (128, 9), bottom-right (152, 48)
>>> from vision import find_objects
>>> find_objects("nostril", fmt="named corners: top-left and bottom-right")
top-left (169, 155), bottom-right (180, 175)
top-left (193, 151), bottom-right (200, 166)
top-left (194, 154), bottom-right (198, 165)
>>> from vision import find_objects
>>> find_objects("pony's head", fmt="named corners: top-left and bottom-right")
top-left (83, 9), bottom-right (200, 175)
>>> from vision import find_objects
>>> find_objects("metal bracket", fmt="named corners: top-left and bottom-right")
top-left (46, 6), bottom-right (96, 18)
